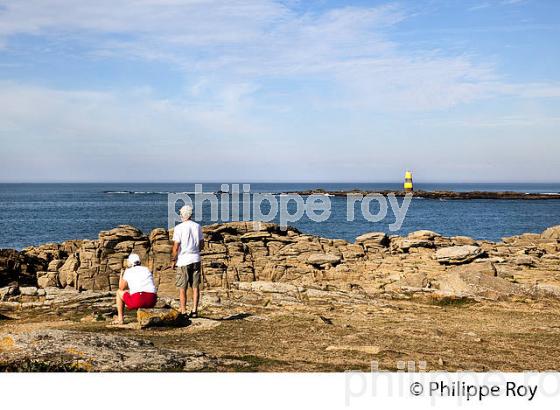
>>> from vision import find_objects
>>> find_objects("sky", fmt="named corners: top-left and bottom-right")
top-left (0, 0), bottom-right (559, 183)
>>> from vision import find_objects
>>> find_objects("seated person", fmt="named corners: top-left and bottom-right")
top-left (113, 253), bottom-right (157, 324)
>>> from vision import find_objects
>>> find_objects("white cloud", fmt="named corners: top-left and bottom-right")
top-left (0, 80), bottom-right (263, 146)
top-left (0, 0), bottom-right (557, 113)
top-left (469, 3), bottom-right (491, 12)
top-left (469, 0), bottom-right (524, 11)
top-left (0, 1), bottom-right (559, 181)
top-left (0, 0), bottom-right (288, 38)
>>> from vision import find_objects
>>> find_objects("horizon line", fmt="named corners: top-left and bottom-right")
top-left (0, 180), bottom-right (559, 185)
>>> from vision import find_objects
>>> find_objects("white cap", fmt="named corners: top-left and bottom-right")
top-left (127, 253), bottom-right (141, 267)
top-left (180, 205), bottom-right (193, 220)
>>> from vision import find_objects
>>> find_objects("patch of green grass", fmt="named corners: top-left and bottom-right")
top-left (430, 297), bottom-right (476, 307)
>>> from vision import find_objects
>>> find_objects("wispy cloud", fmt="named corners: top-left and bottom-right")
top-left (0, 80), bottom-right (262, 141)
top-left (469, 0), bottom-right (526, 11)
top-left (0, 0), bottom-right (555, 112)
top-left (0, 79), bottom-right (278, 180)
top-left (0, 1), bottom-right (558, 181)
top-left (469, 3), bottom-right (491, 11)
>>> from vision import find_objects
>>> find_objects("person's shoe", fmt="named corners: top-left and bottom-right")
top-left (190, 311), bottom-right (198, 318)
top-left (111, 316), bottom-right (124, 325)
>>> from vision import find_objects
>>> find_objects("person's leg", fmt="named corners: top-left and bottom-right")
top-left (179, 288), bottom-right (187, 315)
top-left (115, 290), bottom-right (126, 323)
top-left (148, 292), bottom-right (157, 308)
top-left (191, 262), bottom-right (201, 315)
top-left (192, 287), bottom-right (199, 314)
top-left (175, 266), bottom-right (187, 314)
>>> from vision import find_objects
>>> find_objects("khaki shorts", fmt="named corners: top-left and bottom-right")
top-left (175, 262), bottom-right (201, 289)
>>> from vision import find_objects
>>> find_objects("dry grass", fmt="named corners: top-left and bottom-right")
top-left (3, 297), bottom-right (560, 372)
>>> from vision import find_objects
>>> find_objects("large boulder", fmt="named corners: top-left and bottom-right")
top-left (340, 244), bottom-right (365, 261)
top-left (451, 236), bottom-right (477, 246)
top-left (19, 286), bottom-right (39, 296)
top-left (355, 232), bottom-right (389, 248)
top-left (0, 329), bottom-right (217, 371)
top-left (355, 232), bottom-right (389, 254)
top-left (37, 272), bottom-right (58, 289)
top-left (136, 308), bottom-right (186, 329)
top-left (436, 245), bottom-right (483, 265)
top-left (435, 264), bottom-right (525, 300)
top-left (408, 230), bottom-right (441, 240)
top-left (58, 255), bottom-right (80, 288)
top-left (0, 283), bottom-right (19, 301)
top-left (512, 255), bottom-right (536, 267)
top-left (0, 249), bottom-right (45, 287)
top-left (542, 225), bottom-right (560, 240)
top-left (98, 225), bottom-right (145, 248)
top-left (384, 271), bottom-right (429, 293)
top-left (456, 261), bottom-right (497, 277)
top-left (399, 238), bottom-right (434, 252)
top-left (306, 253), bottom-right (341, 266)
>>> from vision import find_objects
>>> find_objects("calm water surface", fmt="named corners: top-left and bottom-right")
top-left (1, 183), bottom-right (559, 249)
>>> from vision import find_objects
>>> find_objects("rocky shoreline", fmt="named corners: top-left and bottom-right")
top-left (291, 189), bottom-right (560, 200)
top-left (2, 222), bottom-right (559, 300)
top-left (1, 222), bottom-right (560, 371)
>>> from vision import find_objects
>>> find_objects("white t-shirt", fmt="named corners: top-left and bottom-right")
top-left (123, 265), bottom-right (156, 294)
top-left (172, 220), bottom-right (203, 267)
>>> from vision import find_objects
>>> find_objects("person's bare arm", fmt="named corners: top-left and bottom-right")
top-left (199, 226), bottom-right (205, 251)
top-left (119, 271), bottom-right (128, 291)
top-left (171, 242), bottom-right (180, 269)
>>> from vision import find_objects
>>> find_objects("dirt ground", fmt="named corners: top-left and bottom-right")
top-left (2, 293), bottom-right (560, 372)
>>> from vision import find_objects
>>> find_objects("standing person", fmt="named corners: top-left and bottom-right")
top-left (171, 205), bottom-right (204, 317)
top-left (114, 253), bottom-right (157, 324)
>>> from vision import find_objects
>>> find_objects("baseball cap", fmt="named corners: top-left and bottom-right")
top-left (127, 253), bottom-right (141, 267)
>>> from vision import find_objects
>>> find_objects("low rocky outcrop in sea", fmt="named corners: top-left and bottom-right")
top-left (291, 189), bottom-right (560, 200)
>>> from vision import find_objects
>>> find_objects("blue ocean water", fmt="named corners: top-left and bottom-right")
top-left (1, 183), bottom-right (559, 250)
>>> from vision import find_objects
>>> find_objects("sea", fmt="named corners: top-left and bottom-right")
top-left (1, 183), bottom-right (560, 250)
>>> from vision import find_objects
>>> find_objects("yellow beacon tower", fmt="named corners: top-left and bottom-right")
top-left (404, 171), bottom-right (413, 192)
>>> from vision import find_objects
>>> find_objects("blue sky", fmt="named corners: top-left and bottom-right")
top-left (0, 0), bottom-right (559, 182)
